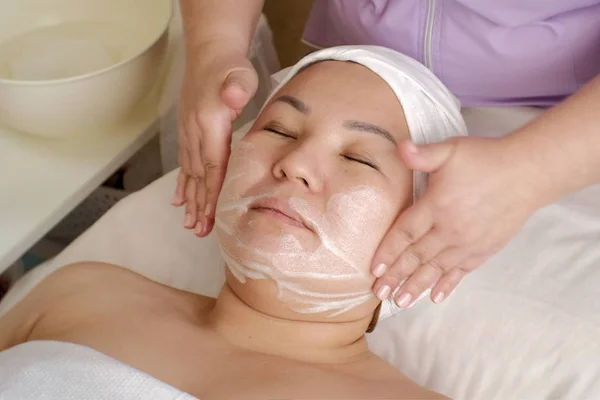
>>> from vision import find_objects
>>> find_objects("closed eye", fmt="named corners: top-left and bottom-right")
top-left (264, 123), bottom-right (296, 139)
top-left (343, 155), bottom-right (379, 171)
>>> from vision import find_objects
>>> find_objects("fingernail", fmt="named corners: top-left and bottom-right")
top-left (171, 194), bottom-right (180, 206)
top-left (376, 285), bottom-right (391, 301)
top-left (204, 203), bottom-right (212, 217)
top-left (184, 213), bottom-right (193, 228)
top-left (395, 293), bottom-right (412, 308)
top-left (372, 263), bottom-right (388, 278)
top-left (195, 221), bottom-right (204, 236)
top-left (433, 292), bottom-right (446, 304)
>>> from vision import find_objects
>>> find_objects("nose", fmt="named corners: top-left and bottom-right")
top-left (272, 144), bottom-right (324, 192)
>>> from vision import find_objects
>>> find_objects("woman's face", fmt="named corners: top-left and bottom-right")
top-left (216, 61), bottom-right (412, 320)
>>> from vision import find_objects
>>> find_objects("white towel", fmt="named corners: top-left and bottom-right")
top-left (266, 46), bottom-right (468, 317)
top-left (0, 340), bottom-right (197, 400)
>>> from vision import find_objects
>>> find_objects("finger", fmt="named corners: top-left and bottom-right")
top-left (203, 153), bottom-right (230, 221)
top-left (172, 135), bottom-right (189, 206)
top-left (371, 202), bottom-right (433, 278)
top-left (393, 264), bottom-right (442, 308)
top-left (398, 139), bottom-right (456, 173)
top-left (180, 136), bottom-right (194, 177)
top-left (204, 216), bottom-right (215, 236)
top-left (229, 107), bottom-right (243, 121)
top-left (430, 253), bottom-right (487, 303)
top-left (386, 231), bottom-right (447, 293)
top-left (188, 132), bottom-right (207, 217)
top-left (194, 177), bottom-right (208, 237)
top-left (179, 123), bottom-right (193, 176)
top-left (196, 215), bottom-right (215, 238)
top-left (393, 247), bottom-right (463, 307)
top-left (180, 146), bottom-right (195, 211)
top-left (184, 177), bottom-right (199, 229)
top-left (373, 228), bottom-right (436, 300)
top-left (431, 267), bottom-right (468, 304)
top-left (200, 120), bottom-right (232, 222)
top-left (459, 252), bottom-right (490, 273)
top-left (171, 168), bottom-right (188, 206)
top-left (188, 127), bottom-right (205, 181)
top-left (221, 67), bottom-right (259, 111)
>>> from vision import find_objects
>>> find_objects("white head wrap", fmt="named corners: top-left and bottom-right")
top-left (266, 45), bottom-right (468, 203)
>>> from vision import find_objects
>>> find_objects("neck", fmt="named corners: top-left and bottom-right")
top-left (206, 284), bottom-right (373, 364)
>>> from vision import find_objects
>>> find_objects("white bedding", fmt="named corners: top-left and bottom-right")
top-left (2, 106), bottom-right (600, 400)
top-left (0, 341), bottom-right (196, 400)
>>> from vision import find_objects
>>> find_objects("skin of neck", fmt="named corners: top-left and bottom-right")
top-left (206, 282), bottom-right (375, 364)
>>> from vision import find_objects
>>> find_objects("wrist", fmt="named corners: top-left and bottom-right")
top-left (499, 129), bottom-right (568, 208)
top-left (185, 35), bottom-right (249, 60)
top-left (179, 0), bottom-right (261, 59)
top-left (183, 39), bottom-right (250, 75)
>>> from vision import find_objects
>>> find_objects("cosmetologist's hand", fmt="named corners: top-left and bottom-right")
top-left (172, 42), bottom-right (258, 236)
top-left (371, 136), bottom-right (549, 307)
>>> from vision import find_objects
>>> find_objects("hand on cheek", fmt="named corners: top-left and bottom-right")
top-left (370, 137), bottom-right (543, 307)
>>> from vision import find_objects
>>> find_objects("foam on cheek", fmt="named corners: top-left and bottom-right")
top-left (291, 188), bottom-right (391, 273)
top-left (216, 141), bottom-right (393, 317)
top-left (216, 140), bottom-right (271, 235)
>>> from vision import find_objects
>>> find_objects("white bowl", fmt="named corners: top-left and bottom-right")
top-left (0, 0), bottom-right (172, 138)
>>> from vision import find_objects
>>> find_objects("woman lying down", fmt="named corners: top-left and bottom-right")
top-left (0, 46), bottom-right (466, 399)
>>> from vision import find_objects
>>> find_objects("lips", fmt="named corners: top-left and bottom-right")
top-left (249, 196), bottom-right (312, 231)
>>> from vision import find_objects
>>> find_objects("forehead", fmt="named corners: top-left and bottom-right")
top-left (268, 61), bottom-right (409, 141)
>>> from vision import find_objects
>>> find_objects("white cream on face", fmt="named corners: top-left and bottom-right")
top-left (215, 139), bottom-right (394, 317)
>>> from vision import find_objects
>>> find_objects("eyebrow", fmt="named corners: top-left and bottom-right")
top-left (275, 95), bottom-right (310, 114)
top-left (274, 95), bottom-right (397, 146)
top-left (343, 120), bottom-right (397, 146)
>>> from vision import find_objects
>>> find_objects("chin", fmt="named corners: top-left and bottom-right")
top-left (226, 276), bottom-right (300, 319)
top-left (225, 271), bottom-right (378, 323)
top-left (216, 209), bottom-right (379, 320)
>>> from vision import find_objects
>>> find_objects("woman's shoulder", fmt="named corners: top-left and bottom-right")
top-left (55, 261), bottom-right (217, 313)
top-left (23, 262), bottom-right (215, 338)
top-left (40, 261), bottom-right (214, 301)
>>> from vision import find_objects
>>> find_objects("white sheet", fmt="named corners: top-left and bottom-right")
top-left (2, 106), bottom-right (600, 400)
top-left (0, 340), bottom-right (196, 399)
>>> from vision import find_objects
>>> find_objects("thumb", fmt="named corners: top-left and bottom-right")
top-left (221, 67), bottom-right (259, 112)
top-left (398, 140), bottom-right (455, 173)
